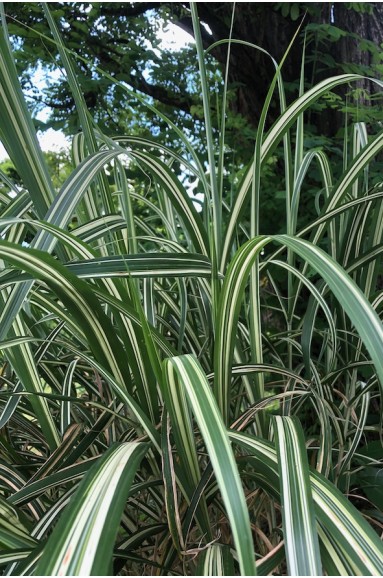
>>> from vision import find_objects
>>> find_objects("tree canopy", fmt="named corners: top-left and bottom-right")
top-left (5, 2), bottom-right (383, 152)
top-left (3, 2), bottom-right (383, 236)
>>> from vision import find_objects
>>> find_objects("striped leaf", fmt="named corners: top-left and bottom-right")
top-left (161, 358), bottom-right (211, 540)
top-left (196, 544), bottom-right (235, 576)
top-left (0, 6), bottom-right (54, 215)
top-left (214, 235), bottom-right (271, 422)
top-left (229, 430), bottom-right (383, 575)
top-left (42, 2), bottom-right (116, 220)
top-left (0, 240), bottom-right (132, 387)
top-left (0, 498), bottom-right (37, 550)
top-left (275, 235), bottom-right (383, 391)
top-left (66, 252), bottom-right (213, 279)
top-left (2, 253), bottom-right (213, 283)
top-left (273, 416), bottom-right (322, 576)
top-left (161, 409), bottom-right (184, 554)
top-left (0, 550), bottom-right (31, 568)
top-left (129, 150), bottom-right (209, 256)
top-left (8, 458), bottom-right (97, 507)
top-left (215, 234), bottom-right (383, 424)
top-left (163, 355), bottom-right (257, 576)
top-left (221, 73), bottom-right (383, 269)
top-left (35, 442), bottom-right (148, 576)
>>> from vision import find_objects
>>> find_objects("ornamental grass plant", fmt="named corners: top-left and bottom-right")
top-left (0, 3), bottom-right (383, 576)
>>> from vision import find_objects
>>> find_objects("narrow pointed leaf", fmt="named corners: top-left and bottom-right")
top-left (274, 416), bottom-right (322, 576)
top-left (229, 431), bottom-right (383, 575)
top-left (35, 442), bottom-right (148, 576)
top-left (163, 355), bottom-right (257, 576)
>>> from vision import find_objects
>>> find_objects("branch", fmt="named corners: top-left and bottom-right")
top-left (98, 3), bottom-right (161, 18)
top-left (175, 16), bottom-right (213, 48)
top-left (127, 71), bottom-right (194, 114)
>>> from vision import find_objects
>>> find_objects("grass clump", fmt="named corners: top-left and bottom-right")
top-left (0, 3), bottom-right (383, 576)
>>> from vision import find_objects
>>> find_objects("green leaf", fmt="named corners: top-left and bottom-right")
top-left (163, 355), bottom-right (257, 576)
top-left (290, 3), bottom-right (300, 21)
top-left (274, 416), bottom-right (322, 576)
top-left (35, 442), bottom-right (148, 576)
top-left (353, 466), bottom-right (383, 510)
top-left (196, 544), bottom-right (235, 576)
top-left (0, 6), bottom-right (55, 215)
top-left (221, 73), bottom-right (383, 269)
top-left (215, 234), bottom-right (383, 425)
top-left (0, 498), bottom-right (37, 550)
top-left (230, 430), bottom-right (383, 575)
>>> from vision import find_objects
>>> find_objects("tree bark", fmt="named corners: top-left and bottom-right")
top-left (173, 2), bottom-right (383, 133)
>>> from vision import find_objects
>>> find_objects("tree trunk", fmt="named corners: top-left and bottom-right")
top-left (178, 2), bottom-right (383, 134)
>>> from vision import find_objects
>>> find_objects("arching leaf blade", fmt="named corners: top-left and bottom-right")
top-left (35, 442), bottom-right (148, 576)
top-left (163, 355), bottom-right (257, 576)
top-left (229, 430), bottom-right (383, 575)
top-left (274, 416), bottom-right (322, 576)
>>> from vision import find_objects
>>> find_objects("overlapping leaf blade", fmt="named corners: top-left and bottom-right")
top-left (35, 442), bottom-right (148, 576)
top-left (163, 354), bottom-right (257, 576)
top-left (230, 430), bottom-right (383, 575)
top-left (274, 416), bottom-right (322, 576)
